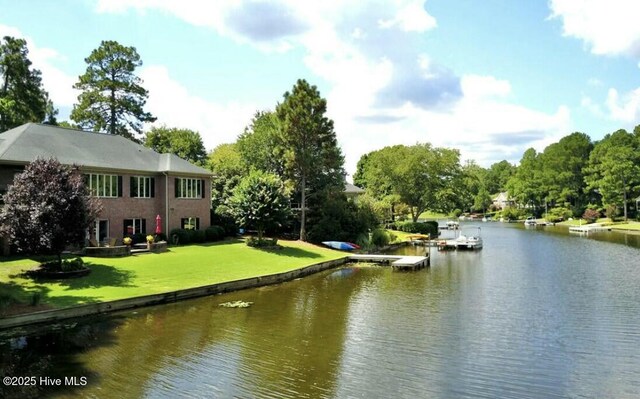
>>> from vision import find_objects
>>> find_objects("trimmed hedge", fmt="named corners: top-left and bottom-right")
top-left (169, 225), bottom-right (227, 246)
top-left (205, 225), bottom-right (225, 241)
top-left (189, 229), bottom-right (206, 244)
top-left (169, 228), bottom-right (191, 245)
top-left (397, 221), bottom-right (438, 237)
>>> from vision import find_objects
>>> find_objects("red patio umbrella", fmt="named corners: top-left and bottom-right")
top-left (155, 214), bottom-right (162, 235)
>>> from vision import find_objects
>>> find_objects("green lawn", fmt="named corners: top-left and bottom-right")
top-left (0, 239), bottom-right (346, 312)
top-left (610, 222), bottom-right (640, 231)
top-left (556, 219), bottom-right (588, 226)
top-left (418, 211), bottom-right (449, 220)
top-left (387, 229), bottom-right (413, 243)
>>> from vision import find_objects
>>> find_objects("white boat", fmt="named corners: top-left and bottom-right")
top-left (443, 227), bottom-right (483, 250)
top-left (524, 216), bottom-right (537, 227)
top-left (445, 220), bottom-right (460, 230)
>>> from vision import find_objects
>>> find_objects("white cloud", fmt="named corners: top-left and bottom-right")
top-left (0, 24), bottom-right (78, 107)
top-left (140, 65), bottom-right (257, 149)
top-left (460, 75), bottom-right (511, 100)
top-left (606, 87), bottom-right (640, 122)
top-left (581, 95), bottom-right (604, 117)
top-left (94, 1), bottom-right (573, 173)
top-left (335, 75), bottom-right (571, 174)
top-left (549, 0), bottom-right (640, 56)
top-left (378, 0), bottom-right (437, 32)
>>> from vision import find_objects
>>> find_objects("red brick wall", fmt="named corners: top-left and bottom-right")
top-left (92, 173), bottom-right (210, 239)
top-left (167, 176), bottom-right (211, 233)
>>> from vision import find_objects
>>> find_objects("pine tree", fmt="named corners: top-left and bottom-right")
top-left (71, 40), bottom-right (156, 140)
top-left (0, 36), bottom-right (56, 131)
top-left (275, 79), bottom-right (345, 241)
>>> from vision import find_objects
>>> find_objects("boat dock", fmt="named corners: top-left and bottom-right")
top-left (569, 224), bottom-right (611, 233)
top-left (349, 254), bottom-right (430, 271)
top-left (436, 240), bottom-right (481, 250)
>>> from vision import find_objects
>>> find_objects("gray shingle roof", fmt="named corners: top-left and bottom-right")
top-left (345, 182), bottom-right (365, 194)
top-left (0, 123), bottom-right (212, 176)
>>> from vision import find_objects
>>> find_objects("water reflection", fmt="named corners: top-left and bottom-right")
top-left (1, 223), bottom-right (640, 398)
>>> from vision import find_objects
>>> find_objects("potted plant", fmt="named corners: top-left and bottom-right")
top-left (146, 234), bottom-right (154, 250)
top-left (123, 236), bottom-right (132, 246)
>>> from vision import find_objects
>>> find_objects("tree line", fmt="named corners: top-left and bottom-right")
top-left (353, 128), bottom-right (640, 223)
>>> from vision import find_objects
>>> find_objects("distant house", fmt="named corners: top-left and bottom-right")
top-left (492, 192), bottom-right (514, 209)
top-left (344, 182), bottom-right (365, 202)
top-left (290, 182), bottom-right (366, 210)
top-left (0, 123), bottom-right (212, 246)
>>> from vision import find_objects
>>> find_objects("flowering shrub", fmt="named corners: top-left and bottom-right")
top-left (123, 237), bottom-right (132, 245)
top-left (146, 235), bottom-right (154, 243)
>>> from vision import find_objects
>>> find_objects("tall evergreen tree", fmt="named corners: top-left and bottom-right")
top-left (71, 40), bottom-right (155, 140)
top-left (0, 36), bottom-right (57, 131)
top-left (275, 79), bottom-right (345, 241)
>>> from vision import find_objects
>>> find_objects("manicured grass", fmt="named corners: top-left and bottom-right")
top-left (387, 229), bottom-right (413, 243)
top-left (610, 222), bottom-right (640, 231)
top-left (556, 219), bottom-right (588, 226)
top-left (0, 239), bottom-right (346, 311)
top-left (418, 211), bottom-right (449, 220)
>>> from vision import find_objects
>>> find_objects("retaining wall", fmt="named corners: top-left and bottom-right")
top-left (0, 256), bottom-right (349, 330)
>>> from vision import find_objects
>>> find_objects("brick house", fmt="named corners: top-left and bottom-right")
top-left (0, 123), bottom-right (212, 245)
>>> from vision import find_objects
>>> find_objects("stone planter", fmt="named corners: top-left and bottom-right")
top-left (84, 245), bottom-right (131, 257)
top-left (148, 241), bottom-right (168, 253)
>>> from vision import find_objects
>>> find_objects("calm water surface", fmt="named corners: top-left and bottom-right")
top-left (1, 223), bottom-right (640, 398)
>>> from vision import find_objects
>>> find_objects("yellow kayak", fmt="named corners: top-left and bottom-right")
top-left (406, 234), bottom-right (430, 240)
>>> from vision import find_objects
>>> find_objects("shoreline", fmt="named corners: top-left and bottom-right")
top-left (0, 256), bottom-right (351, 331)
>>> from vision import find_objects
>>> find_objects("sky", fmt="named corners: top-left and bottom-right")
top-left (2, 0), bottom-right (640, 179)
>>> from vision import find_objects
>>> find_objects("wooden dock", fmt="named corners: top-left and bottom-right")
top-left (349, 254), bottom-right (430, 271)
top-left (569, 224), bottom-right (611, 233)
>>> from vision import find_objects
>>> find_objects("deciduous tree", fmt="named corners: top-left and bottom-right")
top-left (585, 129), bottom-right (640, 220)
top-left (0, 158), bottom-right (102, 265)
top-left (539, 132), bottom-right (593, 211)
top-left (71, 40), bottom-right (155, 140)
top-left (506, 148), bottom-right (544, 210)
top-left (144, 125), bottom-right (207, 165)
top-left (229, 170), bottom-right (291, 240)
top-left (236, 111), bottom-right (284, 175)
top-left (207, 143), bottom-right (245, 215)
top-left (355, 144), bottom-right (461, 222)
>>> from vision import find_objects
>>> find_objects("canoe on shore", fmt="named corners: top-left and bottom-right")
top-left (322, 241), bottom-right (359, 250)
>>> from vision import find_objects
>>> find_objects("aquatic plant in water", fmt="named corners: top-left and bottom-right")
top-left (219, 301), bottom-right (253, 308)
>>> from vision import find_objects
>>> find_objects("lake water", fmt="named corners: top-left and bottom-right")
top-left (1, 223), bottom-right (640, 398)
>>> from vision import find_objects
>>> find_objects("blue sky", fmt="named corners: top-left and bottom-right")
top-left (2, 0), bottom-right (640, 177)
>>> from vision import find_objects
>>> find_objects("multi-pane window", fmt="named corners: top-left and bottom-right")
top-left (175, 178), bottom-right (203, 198)
top-left (86, 174), bottom-right (119, 197)
top-left (131, 176), bottom-right (154, 198)
top-left (181, 217), bottom-right (200, 230)
top-left (123, 218), bottom-right (146, 235)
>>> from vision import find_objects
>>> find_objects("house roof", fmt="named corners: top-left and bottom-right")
top-left (0, 123), bottom-right (212, 176)
top-left (492, 192), bottom-right (511, 201)
top-left (345, 182), bottom-right (365, 194)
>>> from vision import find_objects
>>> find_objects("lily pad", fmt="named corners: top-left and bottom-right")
top-left (219, 300), bottom-right (254, 308)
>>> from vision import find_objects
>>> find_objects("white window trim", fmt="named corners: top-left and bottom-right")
top-left (88, 173), bottom-right (118, 198)
top-left (133, 176), bottom-right (152, 198)
top-left (177, 178), bottom-right (202, 199)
